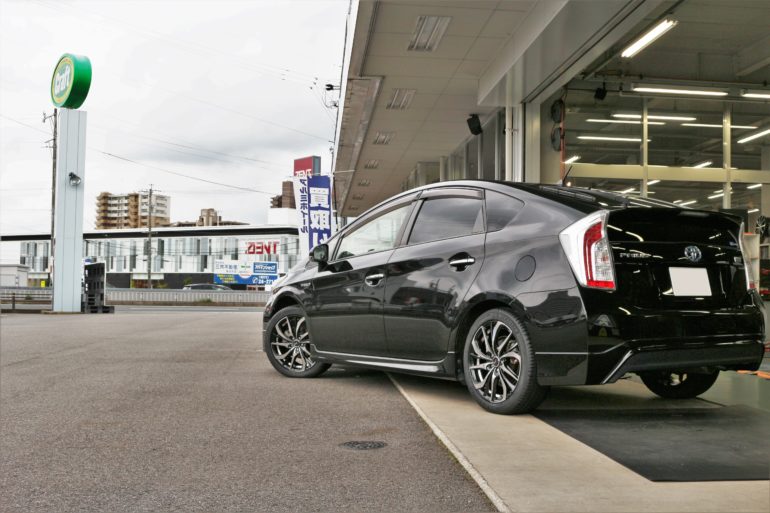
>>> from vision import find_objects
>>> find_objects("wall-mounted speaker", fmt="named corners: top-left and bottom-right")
top-left (466, 114), bottom-right (483, 136)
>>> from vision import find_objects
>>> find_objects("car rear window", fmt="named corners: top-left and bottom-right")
top-left (408, 197), bottom-right (483, 244)
top-left (485, 190), bottom-right (524, 231)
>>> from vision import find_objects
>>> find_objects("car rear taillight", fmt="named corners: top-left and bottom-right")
top-left (559, 210), bottom-right (616, 290)
top-left (739, 224), bottom-right (756, 291)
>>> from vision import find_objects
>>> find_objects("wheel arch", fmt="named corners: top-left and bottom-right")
top-left (451, 292), bottom-right (529, 380)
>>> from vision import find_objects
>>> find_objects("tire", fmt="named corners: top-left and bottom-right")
top-left (463, 308), bottom-right (548, 414)
top-left (265, 306), bottom-right (330, 378)
top-left (639, 370), bottom-right (719, 399)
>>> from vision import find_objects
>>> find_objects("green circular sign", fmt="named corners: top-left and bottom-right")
top-left (50, 53), bottom-right (92, 109)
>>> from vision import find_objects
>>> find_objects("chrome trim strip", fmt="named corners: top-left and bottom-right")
top-left (537, 342), bottom-right (626, 356)
top-left (312, 346), bottom-right (444, 373)
top-left (601, 350), bottom-right (634, 384)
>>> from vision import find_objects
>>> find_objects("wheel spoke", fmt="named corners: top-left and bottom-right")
top-left (471, 337), bottom-right (492, 360)
top-left (500, 349), bottom-right (521, 364)
top-left (274, 325), bottom-right (292, 343)
top-left (490, 321), bottom-right (504, 348)
top-left (295, 317), bottom-right (306, 336)
top-left (488, 370), bottom-right (499, 400)
top-left (283, 318), bottom-right (294, 338)
top-left (469, 363), bottom-right (490, 371)
top-left (496, 332), bottom-right (513, 354)
top-left (499, 371), bottom-right (516, 394)
top-left (501, 364), bottom-right (519, 383)
top-left (472, 368), bottom-right (492, 390)
top-left (480, 326), bottom-right (493, 356)
top-left (498, 370), bottom-right (509, 401)
top-left (298, 348), bottom-right (308, 369)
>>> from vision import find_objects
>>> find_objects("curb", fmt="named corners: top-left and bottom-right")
top-left (387, 373), bottom-right (511, 513)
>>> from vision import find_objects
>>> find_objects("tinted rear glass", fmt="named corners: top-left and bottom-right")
top-left (485, 191), bottom-right (524, 231)
top-left (608, 210), bottom-right (740, 245)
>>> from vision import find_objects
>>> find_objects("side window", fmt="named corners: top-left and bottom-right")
top-left (408, 197), bottom-right (483, 245)
top-left (485, 190), bottom-right (524, 231)
top-left (336, 204), bottom-right (412, 259)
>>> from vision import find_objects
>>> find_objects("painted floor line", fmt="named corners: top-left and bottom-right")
top-left (387, 373), bottom-right (510, 513)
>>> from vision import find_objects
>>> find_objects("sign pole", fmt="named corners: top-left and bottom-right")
top-left (49, 53), bottom-right (92, 312)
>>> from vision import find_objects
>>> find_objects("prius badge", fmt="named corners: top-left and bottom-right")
top-left (684, 245), bottom-right (702, 263)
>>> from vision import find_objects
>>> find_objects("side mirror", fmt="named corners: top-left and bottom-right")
top-left (311, 244), bottom-right (329, 264)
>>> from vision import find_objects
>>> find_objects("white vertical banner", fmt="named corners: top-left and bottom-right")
top-left (293, 175), bottom-right (310, 258)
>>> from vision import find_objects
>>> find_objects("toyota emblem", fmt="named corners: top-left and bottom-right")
top-left (684, 245), bottom-right (702, 263)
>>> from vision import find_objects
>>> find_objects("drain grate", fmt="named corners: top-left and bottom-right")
top-left (339, 440), bottom-right (387, 450)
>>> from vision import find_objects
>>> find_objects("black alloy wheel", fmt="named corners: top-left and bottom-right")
top-left (463, 308), bottom-right (548, 414)
top-left (639, 370), bottom-right (720, 399)
top-left (265, 306), bottom-right (330, 378)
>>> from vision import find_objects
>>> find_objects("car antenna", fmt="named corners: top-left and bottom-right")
top-left (558, 165), bottom-right (574, 187)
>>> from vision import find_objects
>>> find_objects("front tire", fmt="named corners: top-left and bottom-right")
top-left (639, 370), bottom-right (719, 399)
top-left (463, 309), bottom-right (548, 414)
top-left (265, 306), bottom-right (330, 378)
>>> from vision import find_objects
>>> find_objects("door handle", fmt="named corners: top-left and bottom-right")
top-left (449, 257), bottom-right (475, 269)
top-left (364, 273), bottom-right (385, 286)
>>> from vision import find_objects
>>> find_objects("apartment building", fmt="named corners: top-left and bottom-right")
top-left (96, 192), bottom-right (170, 230)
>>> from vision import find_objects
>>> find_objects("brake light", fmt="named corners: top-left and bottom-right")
top-left (559, 211), bottom-right (616, 290)
top-left (739, 225), bottom-right (756, 291)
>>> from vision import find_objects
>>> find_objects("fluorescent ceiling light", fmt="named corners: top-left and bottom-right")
top-left (747, 183), bottom-right (762, 189)
top-left (708, 193), bottom-right (724, 199)
top-left (373, 132), bottom-right (394, 145)
top-left (647, 179), bottom-right (660, 185)
top-left (749, 208), bottom-right (760, 214)
top-left (351, 193), bottom-right (365, 200)
top-left (364, 159), bottom-right (379, 169)
top-left (587, 118), bottom-right (664, 125)
top-left (620, 187), bottom-right (637, 194)
top-left (681, 123), bottom-right (758, 129)
top-left (737, 128), bottom-right (770, 144)
top-left (386, 88), bottom-right (416, 110)
top-left (357, 180), bottom-right (371, 187)
top-left (631, 84), bottom-right (728, 97)
top-left (741, 89), bottom-right (770, 100)
top-left (578, 135), bottom-right (645, 142)
top-left (679, 200), bottom-right (697, 206)
top-left (692, 160), bottom-right (713, 168)
top-left (621, 17), bottom-right (678, 58)
top-left (408, 16), bottom-right (451, 52)
top-left (563, 155), bottom-right (581, 164)
top-left (673, 200), bottom-right (683, 204)
top-left (613, 113), bottom-right (696, 121)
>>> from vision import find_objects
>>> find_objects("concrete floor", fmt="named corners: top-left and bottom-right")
top-left (2, 309), bottom-right (768, 513)
top-left (0, 311), bottom-right (491, 513)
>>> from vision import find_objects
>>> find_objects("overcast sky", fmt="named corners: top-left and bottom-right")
top-left (0, 0), bottom-right (349, 241)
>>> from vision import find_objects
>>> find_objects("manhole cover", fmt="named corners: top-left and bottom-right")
top-left (339, 440), bottom-right (387, 450)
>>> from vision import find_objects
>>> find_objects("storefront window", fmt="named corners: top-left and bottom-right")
top-left (481, 116), bottom-right (497, 180)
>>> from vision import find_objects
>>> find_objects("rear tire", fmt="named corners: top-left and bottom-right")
top-left (639, 370), bottom-right (719, 399)
top-left (462, 309), bottom-right (548, 414)
top-left (265, 306), bottom-right (330, 378)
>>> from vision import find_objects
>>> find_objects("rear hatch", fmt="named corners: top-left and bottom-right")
top-left (607, 208), bottom-right (750, 309)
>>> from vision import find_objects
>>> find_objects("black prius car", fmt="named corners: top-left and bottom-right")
top-left (262, 181), bottom-right (765, 414)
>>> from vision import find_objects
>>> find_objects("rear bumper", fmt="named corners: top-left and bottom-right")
top-left (599, 339), bottom-right (765, 384)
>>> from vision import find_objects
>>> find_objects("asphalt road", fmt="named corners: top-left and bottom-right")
top-left (0, 311), bottom-right (492, 513)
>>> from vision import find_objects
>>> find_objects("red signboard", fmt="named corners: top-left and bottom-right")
top-left (293, 156), bottom-right (320, 177)
top-left (245, 241), bottom-right (280, 255)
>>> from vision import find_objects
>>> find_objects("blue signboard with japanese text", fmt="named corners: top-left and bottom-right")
top-left (213, 260), bottom-right (279, 286)
top-left (293, 174), bottom-right (334, 257)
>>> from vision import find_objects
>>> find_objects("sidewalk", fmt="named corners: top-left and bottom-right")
top-left (390, 373), bottom-right (770, 513)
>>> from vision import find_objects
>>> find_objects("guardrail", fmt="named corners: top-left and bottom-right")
top-left (0, 287), bottom-right (270, 307)
top-left (105, 288), bottom-right (271, 305)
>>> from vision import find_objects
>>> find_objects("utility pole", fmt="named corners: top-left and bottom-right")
top-left (141, 185), bottom-right (155, 289)
top-left (43, 109), bottom-right (58, 288)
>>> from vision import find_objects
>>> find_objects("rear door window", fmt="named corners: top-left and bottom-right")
top-left (408, 197), bottom-right (484, 245)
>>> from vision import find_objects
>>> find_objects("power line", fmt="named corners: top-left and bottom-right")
top-left (93, 150), bottom-right (275, 195)
top-left (2, 113), bottom-right (283, 195)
